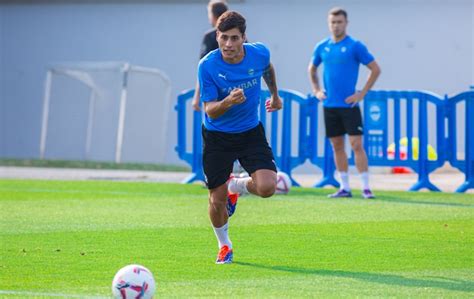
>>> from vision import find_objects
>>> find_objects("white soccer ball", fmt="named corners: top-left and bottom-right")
top-left (275, 171), bottom-right (292, 194)
top-left (112, 264), bottom-right (156, 299)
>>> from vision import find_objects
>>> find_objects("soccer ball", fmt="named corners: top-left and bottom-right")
top-left (112, 264), bottom-right (156, 299)
top-left (275, 171), bottom-right (292, 194)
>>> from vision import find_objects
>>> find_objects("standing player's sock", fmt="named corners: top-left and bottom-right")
top-left (228, 177), bottom-right (250, 195)
top-left (213, 222), bottom-right (232, 249)
top-left (360, 172), bottom-right (370, 190)
top-left (339, 171), bottom-right (350, 191)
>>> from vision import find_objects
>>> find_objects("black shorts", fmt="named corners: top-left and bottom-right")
top-left (323, 106), bottom-right (364, 138)
top-left (202, 122), bottom-right (277, 189)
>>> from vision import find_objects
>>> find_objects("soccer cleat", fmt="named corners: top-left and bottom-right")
top-left (362, 189), bottom-right (375, 199)
top-left (226, 192), bottom-right (239, 217)
top-left (215, 245), bottom-right (233, 264)
top-left (328, 189), bottom-right (353, 198)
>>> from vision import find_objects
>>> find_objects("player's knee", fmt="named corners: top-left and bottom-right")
top-left (257, 182), bottom-right (275, 198)
top-left (351, 141), bottom-right (363, 152)
top-left (332, 144), bottom-right (345, 153)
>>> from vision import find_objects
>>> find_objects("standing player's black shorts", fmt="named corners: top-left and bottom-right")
top-left (202, 122), bottom-right (277, 189)
top-left (323, 106), bottom-right (364, 138)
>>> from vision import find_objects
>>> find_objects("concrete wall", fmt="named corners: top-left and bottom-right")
top-left (0, 0), bottom-right (472, 164)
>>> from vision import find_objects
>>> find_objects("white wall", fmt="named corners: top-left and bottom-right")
top-left (0, 0), bottom-right (472, 165)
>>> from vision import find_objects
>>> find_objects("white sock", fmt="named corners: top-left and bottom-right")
top-left (339, 171), bottom-right (350, 191)
top-left (213, 222), bottom-right (232, 249)
top-left (360, 172), bottom-right (370, 190)
top-left (228, 177), bottom-right (250, 195)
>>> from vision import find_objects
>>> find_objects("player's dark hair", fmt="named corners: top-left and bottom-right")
top-left (329, 7), bottom-right (348, 19)
top-left (209, 1), bottom-right (228, 19)
top-left (216, 11), bottom-right (246, 35)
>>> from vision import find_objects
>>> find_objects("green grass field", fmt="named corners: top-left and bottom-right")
top-left (1, 179), bottom-right (473, 298)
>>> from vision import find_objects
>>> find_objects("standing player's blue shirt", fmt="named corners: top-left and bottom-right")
top-left (311, 35), bottom-right (374, 108)
top-left (198, 42), bottom-right (270, 133)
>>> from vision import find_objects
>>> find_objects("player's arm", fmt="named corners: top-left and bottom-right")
top-left (204, 88), bottom-right (246, 119)
top-left (192, 80), bottom-right (201, 111)
top-left (360, 61), bottom-right (381, 97)
top-left (345, 61), bottom-right (381, 105)
top-left (308, 62), bottom-right (326, 101)
top-left (262, 63), bottom-right (282, 112)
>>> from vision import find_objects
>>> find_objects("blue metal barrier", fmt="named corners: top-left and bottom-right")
top-left (259, 89), bottom-right (308, 186)
top-left (175, 89), bottom-right (205, 184)
top-left (364, 91), bottom-right (445, 191)
top-left (176, 88), bottom-right (473, 193)
top-left (447, 91), bottom-right (474, 193)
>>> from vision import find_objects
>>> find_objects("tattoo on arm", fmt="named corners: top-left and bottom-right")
top-left (263, 64), bottom-right (278, 96)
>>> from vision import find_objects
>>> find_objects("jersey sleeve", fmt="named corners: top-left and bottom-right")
top-left (311, 43), bottom-right (322, 67)
top-left (354, 41), bottom-right (375, 65)
top-left (252, 42), bottom-right (270, 68)
top-left (198, 61), bottom-right (218, 102)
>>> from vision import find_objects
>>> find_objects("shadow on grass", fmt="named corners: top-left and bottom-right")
top-left (372, 195), bottom-right (474, 208)
top-left (284, 188), bottom-right (473, 208)
top-left (234, 261), bottom-right (474, 293)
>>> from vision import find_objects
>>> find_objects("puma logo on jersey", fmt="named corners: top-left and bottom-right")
top-left (218, 73), bottom-right (227, 80)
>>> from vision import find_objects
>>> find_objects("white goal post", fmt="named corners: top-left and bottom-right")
top-left (40, 61), bottom-right (172, 164)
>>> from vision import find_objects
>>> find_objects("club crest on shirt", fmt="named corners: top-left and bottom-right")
top-left (341, 46), bottom-right (347, 53)
top-left (248, 68), bottom-right (254, 76)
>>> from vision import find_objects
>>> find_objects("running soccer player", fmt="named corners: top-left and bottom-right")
top-left (198, 11), bottom-right (282, 264)
top-left (308, 7), bottom-right (381, 199)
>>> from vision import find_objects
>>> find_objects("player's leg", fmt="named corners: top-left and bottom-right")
top-left (246, 169), bottom-right (277, 198)
top-left (202, 127), bottom-right (237, 264)
top-left (208, 182), bottom-right (235, 264)
top-left (325, 108), bottom-right (352, 197)
top-left (329, 136), bottom-right (352, 197)
top-left (344, 107), bottom-right (374, 199)
top-left (228, 123), bottom-right (277, 197)
top-left (208, 184), bottom-right (229, 228)
top-left (208, 184), bottom-right (234, 264)
top-left (349, 135), bottom-right (368, 173)
top-left (331, 135), bottom-right (349, 173)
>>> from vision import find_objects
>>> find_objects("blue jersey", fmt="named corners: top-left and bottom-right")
top-left (198, 42), bottom-right (270, 133)
top-left (311, 35), bottom-right (374, 108)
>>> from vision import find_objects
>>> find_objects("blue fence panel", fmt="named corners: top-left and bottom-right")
top-left (364, 90), bottom-right (445, 191)
top-left (447, 91), bottom-right (474, 193)
top-left (259, 89), bottom-right (308, 186)
top-left (175, 89), bottom-right (205, 184)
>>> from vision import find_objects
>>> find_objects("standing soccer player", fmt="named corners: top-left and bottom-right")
top-left (308, 7), bottom-right (381, 199)
top-left (199, 11), bottom-right (282, 264)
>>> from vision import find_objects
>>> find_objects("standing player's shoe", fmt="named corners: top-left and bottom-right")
top-left (328, 189), bottom-right (352, 198)
top-left (362, 189), bottom-right (375, 199)
top-left (216, 245), bottom-right (233, 264)
top-left (226, 192), bottom-right (239, 217)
